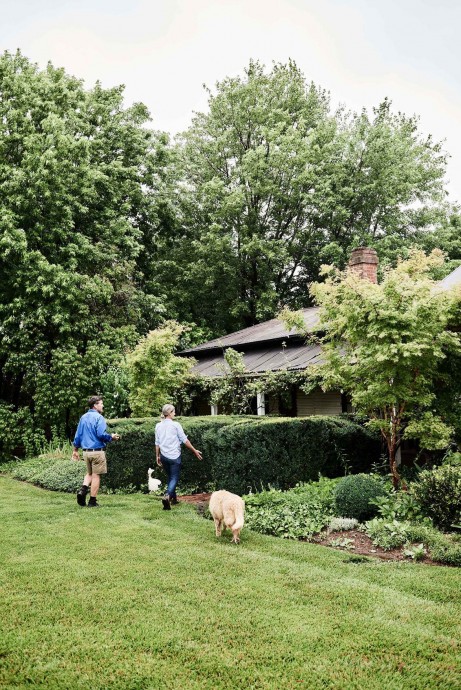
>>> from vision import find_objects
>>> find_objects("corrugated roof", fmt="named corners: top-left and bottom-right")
top-left (182, 306), bottom-right (320, 354)
top-left (180, 261), bottom-right (461, 378)
top-left (189, 342), bottom-right (323, 377)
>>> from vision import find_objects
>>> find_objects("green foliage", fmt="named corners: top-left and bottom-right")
top-left (244, 478), bottom-right (338, 539)
top-left (334, 473), bottom-right (387, 521)
top-left (329, 537), bottom-right (356, 550)
top-left (443, 452), bottom-right (461, 467)
top-left (7, 445), bottom-right (83, 492)
top-left (411, 465), bottom-right (461, 531)
top-left (0, 50), bottom-right (168, 452)
top-left (366, 519), bottom-right (461, 566)
top-left (125, 321), bottom-right (195, 416)
top-left (426, 536), bottom-right (461, 567)
top-left (414, 211), bottom-right (461, 273)
top-left (0, 402), bottom-right (44, 459)
top-left (364, 518), bottom-right (411, 550)
top-left (104, 416), bottom-right (251, 491)
top-left (98, 366), bottom-right (131, 419)
top-left (210, 416), bottom-right (380, 495)
top-left (310, 250), bottom-right (461, 486)
top-left (370, 490), bottom-right (428, 523)
top-left (149, 61), bottom-right (448, 335)
top-left (403, 544), bottom-right (426, 561)
top-left (198, 363), bottom-right (313, 417)
top-left (208, 348), bottom-right (257, 414)
top-left (328, 517), bottom-right (359, 531)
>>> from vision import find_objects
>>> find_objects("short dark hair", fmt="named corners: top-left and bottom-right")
top-left (88, 395), bottom-right (103, 408)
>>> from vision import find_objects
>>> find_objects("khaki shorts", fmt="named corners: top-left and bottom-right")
top-left (83, 450), bottom-right (107, 475)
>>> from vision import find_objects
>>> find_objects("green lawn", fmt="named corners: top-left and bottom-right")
top-left (1, 477), bottom-right (460, 690)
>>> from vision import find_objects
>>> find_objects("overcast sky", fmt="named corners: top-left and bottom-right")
top-left (2, 0), bottom-right (461, 202)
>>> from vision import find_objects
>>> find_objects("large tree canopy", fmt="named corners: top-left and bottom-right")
top-left (148, 60), bottom-right (449, 334)
top-left (0, 51), bottom-right (164, 447)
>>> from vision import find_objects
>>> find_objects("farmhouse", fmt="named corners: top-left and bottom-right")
top-left (181, 248), bottom-right (378, 416)
top-left (181, 249), bottom-right (461, 418)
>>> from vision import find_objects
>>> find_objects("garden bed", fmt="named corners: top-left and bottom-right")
top-left (311, 529), bottom-right (442, 565)
top-left (185, 494), bottom-right (445, 565)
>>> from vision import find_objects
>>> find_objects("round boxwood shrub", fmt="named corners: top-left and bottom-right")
top-left (411, 465), bottom-right (461, 531)
top-left (334, 473), bottom-right (387, 521)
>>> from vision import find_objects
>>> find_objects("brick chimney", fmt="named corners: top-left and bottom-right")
top-left (348, 247), bottom-right (378, 283)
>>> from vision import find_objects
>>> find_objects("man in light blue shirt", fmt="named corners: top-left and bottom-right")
top-left (72, 396), bottom-right (120, 507)
top-left (155, 404), bottom-right (202, 510)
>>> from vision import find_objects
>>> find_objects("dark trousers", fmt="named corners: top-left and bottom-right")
top-left (160, 454), bottom-right (182, 499)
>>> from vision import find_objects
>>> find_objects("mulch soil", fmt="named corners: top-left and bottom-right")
top-left (179, 494), bottom-right (441, 565)
top-left (311, 529), bottom-right (439, 565)
top-left (178, 492), bottom-right (212, 505)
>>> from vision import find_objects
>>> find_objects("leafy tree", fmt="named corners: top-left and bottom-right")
top-left (150, 60), bottom-right (448, 334)
top-left (125, 321), bottom-right (195, 417)
top-left (375, 209), bottom-right (461, 278)
top-left (0, 51), bottom-right (164, 450)
top-left (309, 250), bottom-right (460, 487)
top-left (415, 211), bottom-right (461, 277)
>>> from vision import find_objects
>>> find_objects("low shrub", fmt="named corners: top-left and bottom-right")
top-left (405, 523), bottom-right (461, 566)
top-left (442, 451), bottom-right (461, 467)
top-left (402, 544), bottom-right (426, 561)
top-left (106, 415), bottom-right (255, 492)
top-left (244, 478), bottom-right (338, 540)
top-left (334, 474), bottom-right (387, 521)
top-left (328, 517), bottom-right (359, 532)
top-left (370, 490), bottom-right (428, 523)
top-left (364, 518), bottom-right (461, 565)
top-left (428, 538), bottom-right (461, 567)
top-left (411, 465), bottom-right (461, 531)
top-left (364, 518), bottom-right (410, 550)
top-left (7, 446), bottom-right (83, 493)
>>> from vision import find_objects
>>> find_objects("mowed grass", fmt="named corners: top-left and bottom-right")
top-left (1, 477), bottom-right (460, 690)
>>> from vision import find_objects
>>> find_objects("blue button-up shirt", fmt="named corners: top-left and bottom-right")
top-left (73, 409), bottom-right (113, 450)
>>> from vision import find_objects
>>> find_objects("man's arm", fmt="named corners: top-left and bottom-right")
top-left (72, 420), bottom-right (82, 460)
top-left (156, 444), bottom-right (162, 467)
top-left (96, 416), bottom-right (119, 443)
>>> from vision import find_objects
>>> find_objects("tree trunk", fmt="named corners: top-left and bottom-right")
top-left (388, 442), bottom-right (402, 489)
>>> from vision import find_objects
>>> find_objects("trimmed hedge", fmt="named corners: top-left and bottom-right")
top-left (209, 416), bottom-right (380, 495)
top-left (105, 415), bottom-right (380, 494)
top-left (104, 415), bottom-right (259, 492)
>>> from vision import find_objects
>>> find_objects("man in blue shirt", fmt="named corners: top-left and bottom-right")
top-left (72, 396), bottom-right (120, 507)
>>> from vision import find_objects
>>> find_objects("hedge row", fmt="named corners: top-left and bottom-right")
top-left (106, 415), bottom-right (381, 494)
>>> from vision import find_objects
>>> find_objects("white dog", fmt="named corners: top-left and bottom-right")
top-left (147, 468), bottom-right (162, 493)
top-left (209, 490), bottom-right (245, 544)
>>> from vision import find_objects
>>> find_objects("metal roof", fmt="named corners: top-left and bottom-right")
top-left (182, 263), bottom-right (461, 377)
top-left (189, 342), bottom-right (323, 377)
top-left (182, 306), bottom-right (320, 354)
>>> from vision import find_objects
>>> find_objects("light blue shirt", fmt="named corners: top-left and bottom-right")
top-left (155, 419), bottom-right (188, 460)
